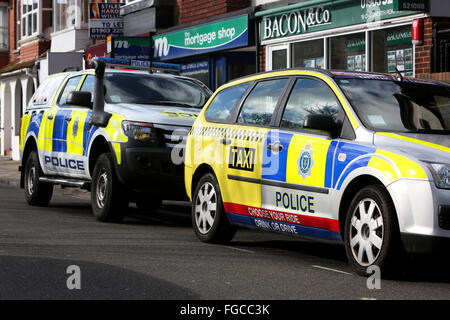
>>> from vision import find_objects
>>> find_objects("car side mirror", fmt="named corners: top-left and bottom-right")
top-left (303, 114), bottom-right (338, 137)
top-left (66, 91), bottom-right (92, 108)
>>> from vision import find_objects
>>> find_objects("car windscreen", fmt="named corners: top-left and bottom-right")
top-left (103, 73), bottom-right (212, 108)
top-left (336, 78), bottom-right (450, 134)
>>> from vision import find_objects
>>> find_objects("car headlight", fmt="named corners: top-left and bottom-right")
top-left (425, 162), bottom-right (450, 189)
top-left (121, 121), bottom-right (157, 143)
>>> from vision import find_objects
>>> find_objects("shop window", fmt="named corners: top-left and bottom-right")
top-left (205, 82), bottom-right (251, 123)
top-left (0, 5), bottom-right (8, 49)
top-left (181, 60), bottom-right (209, 87)
top-left (237, 78), bottom-right (289, 126)
top-left (330, 33), bottom-right (366, 71)
top-left (372, 26), bottom-right (413, 76)
top-left (292, 39), bottom-right (324, 69)
top-left (22, 0), bottom-right (38, 37)
top-left (281, 78), bottom-right (340, 131)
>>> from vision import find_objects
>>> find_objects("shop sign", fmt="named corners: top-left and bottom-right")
top-left (346, 37), bottom-right (366, 51)
top-left (393, 0), bottom-right (429, 11)
top-left (89, 3), bottom-right (124, 40)
top-left (260, 0), bottom-right (425, 42)
top-left (85, 42), bottom-right (108, 68)
top-left (386, 28), bottom-right (412, 45)
top-left (152, 15), bottom-right (248, 60)
top-left (108, 37), bottom-right (151, 60)
top-left (181, 60), bottom-right (209, 73)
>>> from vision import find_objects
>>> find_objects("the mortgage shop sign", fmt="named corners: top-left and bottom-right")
top-left (89, 2), bottom-right (124, 40)
top-left (260, 0), bottom-right (429, 42)
top-left (152, 15), bottom-right (249, 60)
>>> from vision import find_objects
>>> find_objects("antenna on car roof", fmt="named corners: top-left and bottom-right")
top-left (395, 67), bottom-right (404, 82)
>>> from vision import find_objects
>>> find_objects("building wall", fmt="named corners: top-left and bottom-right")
top-left (177, 0), bottom-right (250, 24)
top-left (415, 17), bottom-right (450, 82)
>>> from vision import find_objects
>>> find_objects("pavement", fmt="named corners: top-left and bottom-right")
top-left (0, 159), bottom-right (91, 200)
top-left (0, 159), bottom-right (21, 187)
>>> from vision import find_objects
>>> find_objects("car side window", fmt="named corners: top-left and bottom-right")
top-left (237, 78), bottom-right (289, 126)
top-left (58, 75), bottom-right (83, 106)
top-left (205, 82), bottom-right (251, 122)
top-left (29, 74), bottom-right (66, 108)
top-left (80, 75), bottom-right (95, 103)
top-left (280, 78), bottom-right (340, 131)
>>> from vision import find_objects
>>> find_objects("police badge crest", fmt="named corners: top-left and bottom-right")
top-left (297, 142), bottom-right (314, 180)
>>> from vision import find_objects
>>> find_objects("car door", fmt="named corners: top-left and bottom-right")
top-left (48, 74), bottom-right (84, 176)
top-left (63, 74), bottom-right (94, 178)
top-left (222, 77), bottom-right (291, 226)
top-left (261, 76), bottom-right (343, 240)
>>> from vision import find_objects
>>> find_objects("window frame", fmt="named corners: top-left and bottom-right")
top-left (233, 76), bottom-right (293, 129)
top-left (274, 75), bottom-right (350, 138)
top-left (0, 4), bottom-right (8, 50)
top-left (204, 81), bottom-right (254, 125)
top-left (56, 74), bottom-right (85, 107)
top-left (21, 0), bottom-right (39, 39)
top-left (53, 0), bottom-right (89, 33)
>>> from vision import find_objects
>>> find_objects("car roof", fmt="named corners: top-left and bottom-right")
top-left (223, 68), bottom-right (450, 90)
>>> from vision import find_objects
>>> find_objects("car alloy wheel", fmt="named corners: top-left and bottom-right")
top-left (194, 181), bottom-right (217, 235)
top-left (349, 198), bottom-right (384, 267)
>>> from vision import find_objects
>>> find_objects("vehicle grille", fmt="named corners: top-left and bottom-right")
top-left (438, 205), bottom-right (450, 230)
top-left (153, 124), bottom-right (191, 148)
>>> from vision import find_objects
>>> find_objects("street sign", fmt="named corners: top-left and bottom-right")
top-left (89, 3), bottom-right (124, 40)
top-left (393, 0), bottom-right (429, 11)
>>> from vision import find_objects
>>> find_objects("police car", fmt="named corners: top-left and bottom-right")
top-left (184, 68), bottom-right (450, 275)
top-left (20, 58), bottom-right (212, 222)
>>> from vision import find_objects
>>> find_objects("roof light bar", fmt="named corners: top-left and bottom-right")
top-left (89, 57), bottom-right (182, 73)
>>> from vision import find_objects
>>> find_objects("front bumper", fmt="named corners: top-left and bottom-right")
top-left (114, 141), bottom-right (188, 200)
top-left (388, 179), bottom-right (450, 253)
top-left (401, 233), bottom-right (450, 254)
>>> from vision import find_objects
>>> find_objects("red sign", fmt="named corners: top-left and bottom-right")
top-left (85, 42), bottom-right (108, 69)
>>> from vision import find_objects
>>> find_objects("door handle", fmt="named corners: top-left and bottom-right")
top-left (267, 141), bottom-right (283, 153)
top-left (47, 114), bottom-right (54, 120)
top-left (65, 116), bottom-right (72, 122)
top-left (221, 138), bottom-right (232, 145)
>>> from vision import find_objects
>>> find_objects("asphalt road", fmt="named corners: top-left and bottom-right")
top-left (1, 183), bottom-right (450, 300)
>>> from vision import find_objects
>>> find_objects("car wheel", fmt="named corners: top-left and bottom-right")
top-left (24, 151), bottom-right (53, 206)
top-left (344, 184), bottom-right (402, 276)
top-left (192, 173), bottom-right (236, 243)
top-left (135, 194), bottom-right (162, 213)
top-left (91, 153), bottom-right (129, 222)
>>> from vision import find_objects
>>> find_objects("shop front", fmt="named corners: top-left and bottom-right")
top-left (258, 0), bottom-right (431, 77)
top-left (152, 11), bottom-right (256, 90)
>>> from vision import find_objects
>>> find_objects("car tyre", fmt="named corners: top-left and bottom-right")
top-left (344, 184), bottom-right (403, 276)
top-left (91, 153), bottom-right (129, 222)
top-left (192, 173), bottom-right (236, 244)
top-left (24, 150), bottom-right (53, 206)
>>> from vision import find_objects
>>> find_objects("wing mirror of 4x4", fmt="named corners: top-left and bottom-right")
top-left (66, 91), bottom-right (92, 108)
top-left (303, 114), bottom-right (339, 138)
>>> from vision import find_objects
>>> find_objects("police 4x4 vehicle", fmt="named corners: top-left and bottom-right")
top-left (20, 58), bottom-right (212, 222)
top-left (185, 68), bottom-right (450, 275)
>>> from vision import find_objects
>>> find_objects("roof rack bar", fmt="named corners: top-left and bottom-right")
top-left (89, 57), bottom-right (182, 73)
